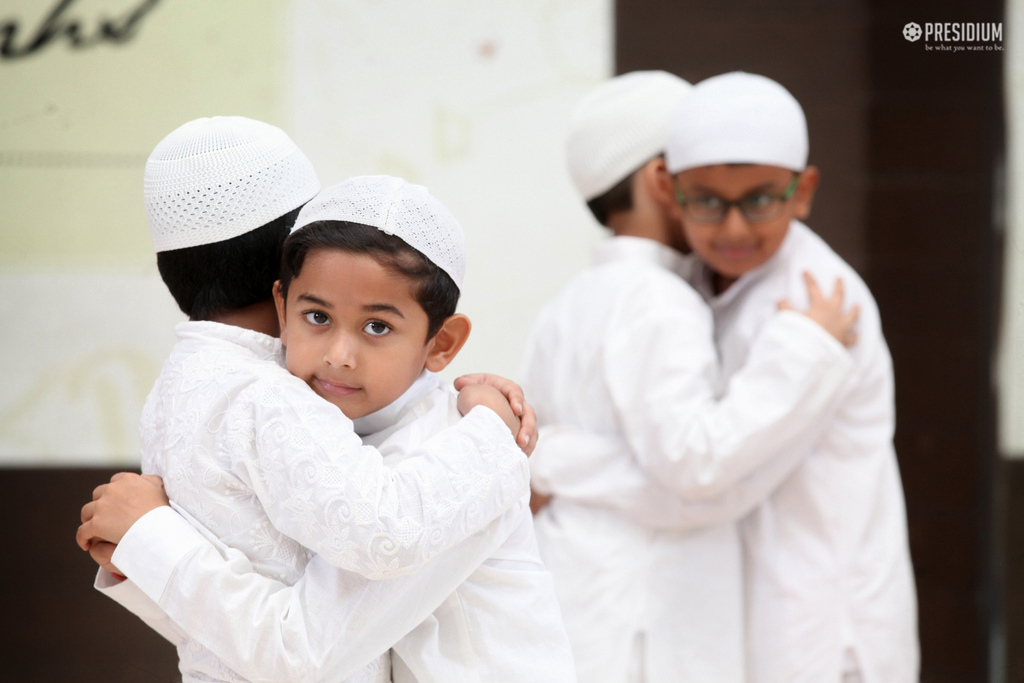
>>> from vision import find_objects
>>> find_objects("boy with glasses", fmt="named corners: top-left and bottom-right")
top-left (661, 71), bottom-right (919, 682)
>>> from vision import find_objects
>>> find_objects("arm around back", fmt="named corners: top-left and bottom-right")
top-left (237, 374), bottom-right (529, 578)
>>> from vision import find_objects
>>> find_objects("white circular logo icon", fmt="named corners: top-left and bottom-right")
top-left (903, 22), bottom-right (922, 42)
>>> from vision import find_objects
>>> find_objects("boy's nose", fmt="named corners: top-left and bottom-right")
top-left (324, 333), bottom-right (357, 368)
top-left (719, 205), bottom-right (752, 237)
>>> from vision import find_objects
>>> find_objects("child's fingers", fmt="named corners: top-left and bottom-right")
top-left (451, 373), bottom-right (478, 390)
top-left (506, 387), bottom-right (526, 417)
top-left (76, 520), bottom-right (94, 551)
top-left (831, 277), bottom-right (845, 305)
top-left (803, 270), bottom-right (823, 303)
top-left (843, 303), bottom-right (861, 327)
top-left (81, 499), bottom-right (96, 524)
top-left (89, 541), bottom-right (117, 569)
top-left (777, 299), bottom-right (793, 311)
top-left (521, 428), bottom-right (538, 457)
top-left (517, 403), bottom-right (537, 455)
top-left (454, 373), bottom-right (525, 414)
top-left (92, 483), bottom-right (107, 501)
top-left (140, 474), bottom-right (166, 491)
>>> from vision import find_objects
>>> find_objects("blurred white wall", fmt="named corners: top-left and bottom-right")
top-left (0, 0), bottom-right (612, 465)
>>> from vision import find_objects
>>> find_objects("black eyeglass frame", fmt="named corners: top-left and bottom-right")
top-left (673, 173), bottom-right (800, 225)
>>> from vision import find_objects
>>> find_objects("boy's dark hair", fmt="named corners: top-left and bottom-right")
top-left (156, 206), bottom-right (301, 321)
top-left (279, 221), bottom-right (459, 340)
top-left (586, 172), bottom-right (634, 226)
top-left (585, 154), bottom-right (669, 226)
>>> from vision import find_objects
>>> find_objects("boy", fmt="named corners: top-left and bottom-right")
top-left (661, 71), bottom-right (919, 682)
top-left (79, 117), bottom-right (540, 681)
top-left (272, 176), bottom-right (574, 680)
top-left (521, 70), bottom-right (860, 682)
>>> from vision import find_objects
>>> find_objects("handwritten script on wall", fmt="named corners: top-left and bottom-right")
top-left (0, 0), bottom-right (161, 60)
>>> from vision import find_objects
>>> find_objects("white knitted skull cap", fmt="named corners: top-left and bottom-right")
top-left (144, 116), bottom-right (320, 252)
top-left (666, 71), bottom-right (808, 174)
top-left (291, 175), bottom-right (466, 291)
top-left (565, 71), bottom-right (692, 201)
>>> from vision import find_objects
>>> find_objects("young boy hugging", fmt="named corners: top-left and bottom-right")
top-left (520, 70), bottom-right (861, 683)
top-left (661, 71), bottom-right (918, 682)
top-left (265, 175), bottom-right (575, 681)
top-left (80, 117), bottom-right (540, 682)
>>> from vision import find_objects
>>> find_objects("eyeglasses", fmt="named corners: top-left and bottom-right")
top-left (674, 174), bottom-right (800, 225)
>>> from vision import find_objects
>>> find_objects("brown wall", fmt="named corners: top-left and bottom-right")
top-left (1, 469), bottom-right (179, 681)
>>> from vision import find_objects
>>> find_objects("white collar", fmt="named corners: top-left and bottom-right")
top-left (592, 236), bottom-right (691, 278)
top-left (352, 370), bottom-right (440, 437)
top-left (175, 320), bottom-right (283, 363)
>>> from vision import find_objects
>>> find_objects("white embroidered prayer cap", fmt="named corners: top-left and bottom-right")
top-left (291, 175), bottom-right (466, 290)
top-left (666, 71), bottom-right (808, 174)
top-left (565, 71), bottom-right (692, 201)
top-left (144, 116), bottom-right (320, 252)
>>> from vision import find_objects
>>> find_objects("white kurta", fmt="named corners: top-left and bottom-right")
top-left (358, 373), bottom-right (575, 682)
top-left (119, 320), bottom-right (529, 681)
top-left (689, 221), bottom-right (919, 683)
top-left (519, 236), bottom-right (854, 682)
top-left (101, 370), bottom-right (572, 682)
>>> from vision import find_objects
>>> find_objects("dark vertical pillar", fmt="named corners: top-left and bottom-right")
top-left (864, 3), bottom-right (1003, 682)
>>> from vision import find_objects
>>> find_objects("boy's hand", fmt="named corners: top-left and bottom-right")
top-left (529, 489), bottom-right (552, 515)
top-left (454, 374), bottom-right (538, 455)
top-left (778, 271), bottom-right (860, 348)
top-left (456, 383), bottom-right (524, 449)
top-left (76, 472), bottom-right (170, 551)
top-left (89, 540), bottom-right (123, 577)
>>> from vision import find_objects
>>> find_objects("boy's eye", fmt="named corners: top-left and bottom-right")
top-left (363, 321), bottom-right (391, 337)
top-left (304, 311), bottom-right (330, 326)
top-left (742, 194), bottom-right (775, 210)
top-left (691, 196), bottom-right (723, 209)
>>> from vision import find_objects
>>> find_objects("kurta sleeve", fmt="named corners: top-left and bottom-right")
top-left (602, 291), bottom-right (853, 505)
top-left (111, 503), bottom-right (521, 683)
top-left (93, 568), bottom-right (188, 646)
top-left (232, 382), bottom-right (529, 578)
top-left (531, 425), bottom-right (825, 530)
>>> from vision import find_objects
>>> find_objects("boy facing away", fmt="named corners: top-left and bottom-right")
top-left (78, 118), bottom-right (562, 681)
top-left (520, 71), bottom-right (860, 682)
top-left (660, 71), bottom-right (919, 682)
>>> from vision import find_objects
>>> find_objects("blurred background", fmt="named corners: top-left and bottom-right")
top-left (0, 0), bottom-right (1013, 680)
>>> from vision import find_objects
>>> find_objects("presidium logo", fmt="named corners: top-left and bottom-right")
top-left (903, 21), bottom-right (1003, 52)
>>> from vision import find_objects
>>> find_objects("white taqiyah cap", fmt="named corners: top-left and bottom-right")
top-left (665, 72), bottom-right (808, 174)
top-left (144, 116), bottom-right (320, 252)
top-left (292, 175), bottom-right (466, 290)
top-left (566, 71), bottom-right (692, 201)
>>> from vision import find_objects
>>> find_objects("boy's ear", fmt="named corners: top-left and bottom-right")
top-left (793, 165), bottom-right (820, 221)
top-left (425, 314), bottom-right (471, 373)
top-left (272, 281), bottom-right (288, 345)
top-left (648, 159), bottom-right (684, 219)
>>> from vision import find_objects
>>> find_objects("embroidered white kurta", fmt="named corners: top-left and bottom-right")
top-left (688, 221), bottom-right (919, 683)
top-left (519, 236), bottom-right (854, 682)
top-left (122, 321), bottom-right (529, 681)
top-left (99, 371), bottom-right (571, 682)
